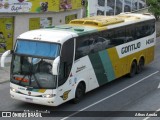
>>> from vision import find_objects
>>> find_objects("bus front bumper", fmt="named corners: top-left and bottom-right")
top-left (10, 90), bottom-right (58, 106)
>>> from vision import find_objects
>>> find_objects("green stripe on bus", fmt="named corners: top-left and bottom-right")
top-left (99, 50), bottom-right (115, 82)
top-left (89, 53), bottom-right (108, 86)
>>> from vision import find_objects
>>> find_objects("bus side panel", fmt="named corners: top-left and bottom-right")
top-left (107, 47), bottom-right (128, 79)
top-left (72, 56), bottom-right (100, 92)
top-left (108, 46), bottom-right (155, 78)
top-left (145, 46), bottom-right (155, 64)
top-left (125, 46), bottom-right (155, 74)
top-left (88, 49), bottom-right (116, 86)
top-left (125, 49), bottom-right (145, 74)
top-left (73, 46), bottom-right (155, 91)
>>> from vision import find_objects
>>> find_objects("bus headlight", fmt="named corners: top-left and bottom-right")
top-left (42, 94), bottom-right (55, 98)
top-left (10, 87), bottom-right (17, 93)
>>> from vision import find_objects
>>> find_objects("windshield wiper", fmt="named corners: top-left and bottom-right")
top-left (32, 74), bottom-right (42, 88)
top-left (28, 58), bottom-right (42, 89)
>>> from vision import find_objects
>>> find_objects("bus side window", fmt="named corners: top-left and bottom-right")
top-left (112, 27), bottom-right (126, 45)
top-left (145, 20), bottom-right (155, 36)
top-left (135, 20), bottom-right (155, 39)
top-left (13, 55), bottom-right (21, 74)
top-left (150, 20), bottom-right (155, 34)
top-left (125, 25), bottom-right (135, 42)
top-left (101, 29), bottom-right (114, 48)
top-left (75, 35), bottom-right (91, 60)
top-left (58, 39), bottom-right (74, 86)
top-left (135, 23), bottom-right (142, 39)
top-left (58, 62), bottom-right (66, 86)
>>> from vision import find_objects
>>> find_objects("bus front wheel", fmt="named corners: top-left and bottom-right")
top-left (73, 82), bottom-right (85, 104)
top-left (129, 61), bottom-right (137, 77)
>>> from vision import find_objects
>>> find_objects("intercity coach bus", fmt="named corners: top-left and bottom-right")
top-left (1, 13), bottom-right (156, 106)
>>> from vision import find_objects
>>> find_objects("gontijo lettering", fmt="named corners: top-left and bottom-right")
top-left (121, 42), bottom-right (141, 54)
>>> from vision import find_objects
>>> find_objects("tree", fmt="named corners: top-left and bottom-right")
top-left (147, 0), bottom-right (160, 20)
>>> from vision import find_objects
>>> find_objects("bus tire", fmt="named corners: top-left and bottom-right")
top-left (129, 61), bottom-right (137, 77)
top-left (73, 82), bottom-right (85, 104)
top-left (137, 58), bottom-right (144, 74)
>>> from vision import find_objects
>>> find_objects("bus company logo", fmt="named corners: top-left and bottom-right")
top-left (121, 42), bottom-right (141, 54)
top-left (60, 90), bottom-right (71, 100)
top-left (2, 112), bottom-right (11, 117)
top-left (28, 91), bottom-right (31, 96)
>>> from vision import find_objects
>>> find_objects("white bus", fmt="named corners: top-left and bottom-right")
top-left (1, 13), bottom-right (156, 106)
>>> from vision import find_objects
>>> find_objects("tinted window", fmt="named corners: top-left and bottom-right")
top-left (58, 39), bottom-right (74, 86)
top-left (75, 20), bottom-right (155, 60)
top-left (135, 23), bottom-right (143, 39)
top-left (135, 20), bottom-right (155, 39)
top-left (102, 28), bottom-right (126, 46)
top-left (98, 0), bottom-right (105, 6)
top-left (112, 27), bottom-right (126, 45)
top-left (150, 20), bottom-right (155, 34)
top-left (75, 34), bottom-right (112, 60)
top-left (126, 25), bottom-right (135, 41)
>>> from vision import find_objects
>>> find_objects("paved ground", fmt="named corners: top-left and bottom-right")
top-left (0, 56), bottom-right (11, 83)
top-left (156, 20), bottom-right (160, 37)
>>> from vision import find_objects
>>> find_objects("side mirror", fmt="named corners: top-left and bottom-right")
top-left (52, 56), bottom-right (60, 75)
top-left (0, 50), bottom-right (11, 67)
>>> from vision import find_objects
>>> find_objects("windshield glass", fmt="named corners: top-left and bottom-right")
top-left (11, 40), bottom-right (60, 89)
top-left (15, 39), bottom-right (60, 59)
top-left (11, 55), bottom-right (57, 89)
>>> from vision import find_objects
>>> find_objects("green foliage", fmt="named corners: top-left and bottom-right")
top-left (147, 0), bottom-right (160, 20)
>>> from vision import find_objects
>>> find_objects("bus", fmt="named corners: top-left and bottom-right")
top-left (1, 13), bottom-right (156, 106)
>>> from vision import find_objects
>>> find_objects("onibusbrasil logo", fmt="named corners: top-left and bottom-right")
top-left (1, 111), bottom-right (43, 118)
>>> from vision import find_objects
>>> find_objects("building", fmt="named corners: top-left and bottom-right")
top-left (0, 0), bottom-right (83, 53)
top-left (87, 0), bottom-right (148, 16)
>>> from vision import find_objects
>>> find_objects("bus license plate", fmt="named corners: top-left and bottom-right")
top-left (25, 97), bottom-right (33, 102)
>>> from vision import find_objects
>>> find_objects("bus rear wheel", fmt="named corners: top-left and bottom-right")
top-left (137, 58), bottom-right (144, 73)
top-left (129, 61), bottom-right (137, 77)
top-left (73, 82), bottom-right (85, 104)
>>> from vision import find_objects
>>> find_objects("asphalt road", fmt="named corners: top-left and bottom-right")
top-left (1, 38), bottom-right (160, 120)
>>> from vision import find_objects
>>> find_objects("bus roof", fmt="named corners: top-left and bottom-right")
top-left (18, 13), bottom-right (155, 44)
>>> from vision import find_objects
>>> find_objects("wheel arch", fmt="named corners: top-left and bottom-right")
top-left (129, 58), bottom-right (138, 68)
top-left (73, 80), bottom-right (86, 98)
top-left (138, 55), bottom-right (145, 65)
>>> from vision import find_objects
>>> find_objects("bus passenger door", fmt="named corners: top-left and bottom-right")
top-left (56, 39), bottom-right (74, 103)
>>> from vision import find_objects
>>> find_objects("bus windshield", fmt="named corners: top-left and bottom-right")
top-left (15, 39), bottom-right (60, 59)
top-left (10, 40), bottom-right (61, 89)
